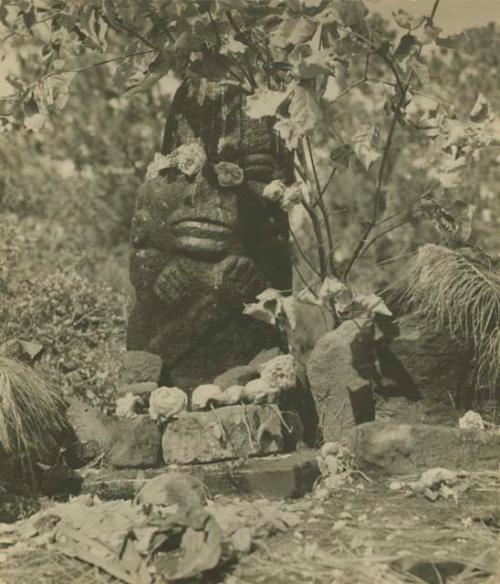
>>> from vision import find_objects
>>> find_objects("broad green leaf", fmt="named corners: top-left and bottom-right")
top-left (333, 0), bottom-right (368, 28)
top-left (413, 23), bottom-right (442, 45)
top-left (274, 116), bottom-right (302, 150)
top-left (19, 340), bottom-right (44, 361)
top-left (215, 0), bottom-right (248, 12)
top-left (220, 35), bottom-right (247, 55)
top-left (243, 288), bottom-right (296, 331)
top-left (296, 288), bottom-right (321, 306)
top-left (392, 9), bottom-right (425, 31)
top-left (394, 34), bottom-right (419, 61)
top-left (470, 94), bottom-right (490, 123)
top-left (270, 17), bottom-right (317, 50)
top-left (318, 276), bottom-right (349, 304)
top-left (289, 85), bottom-right (322, 133)
top-left (246, 88), bottom-right (287, 119)
top-left (355, 294), bottom-right (392, 317)
top-left (352, 125), bottom-right (380, 171)
top-left (289, 45), bottom-right (336, 79)
top-left (35, 73), bottom-right (76, 112)
top-left (330, 143), bottom-right (352, 170)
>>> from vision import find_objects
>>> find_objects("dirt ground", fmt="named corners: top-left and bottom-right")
top-left (229, 473), bottom-right (500, 584)
top-left (1, 469), bottom-right (498, 584)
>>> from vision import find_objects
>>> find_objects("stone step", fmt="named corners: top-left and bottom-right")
top-left (80, 450), bottom-right (320, 501)
top-left (162, 404), bottom-right (286, 464)
top-left (353, 422), bottom-right (500, 475)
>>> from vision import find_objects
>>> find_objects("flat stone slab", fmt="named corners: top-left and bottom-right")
top-left (108, 416), bottom-right (161, 469)
top-left (353, 422), bottom-right (500, 475)
top-left (80, 450), bottom-right (320, 500)
top-left (162, 404), bottom-right (284, 464)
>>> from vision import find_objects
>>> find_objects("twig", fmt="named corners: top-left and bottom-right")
top-left (0, 13), bottom-right (57, 46)
top-left (373, 182), bottom-right (440, 228)
top-left (106, 16), bottom-right (158, 51)
top-left (305, 136), bottom-right (338, 277)
top-left (357, 217), bottom-right (412, 260)
top-left (343, 103), bottom-right (401, 279)
top-left (290, 227), bottom-right (321, 277)
top-left (302, 197), bottom-right (327, 280)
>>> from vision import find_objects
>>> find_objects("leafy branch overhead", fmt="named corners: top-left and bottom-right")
top-left (1, 0), bottom-right (497, 328)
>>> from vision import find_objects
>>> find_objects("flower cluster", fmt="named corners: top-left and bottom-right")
top-left (149, 386), bottom-right (187, 421)
top-left (146, 142), bottom-right (207, 180)
top-left (213, 161), bottom-right (244, 187)
top-left (262, 180), bottom-right (305, 211)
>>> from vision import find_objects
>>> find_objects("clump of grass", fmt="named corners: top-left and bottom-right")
top-left (0, 357), bottom-right (68, 472)
top-left (389, 244), bottom-right (500, 400)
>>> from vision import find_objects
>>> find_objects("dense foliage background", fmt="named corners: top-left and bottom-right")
top-left (0, 1), bottom-right (499, 408)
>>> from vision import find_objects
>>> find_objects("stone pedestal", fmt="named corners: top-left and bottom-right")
top-left (162, 404), bottom-right (284, 464)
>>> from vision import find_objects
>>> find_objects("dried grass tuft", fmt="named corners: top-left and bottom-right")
top-left (0, 357), bottom-right (68, 472)
top-left (389, 244), bottom-right (500, 399)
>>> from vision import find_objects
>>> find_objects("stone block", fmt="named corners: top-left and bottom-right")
top-left (214, 366), bottom-right (259, 390)
top-left (248, 347), bottom-right (282, 368)
top-left (307, 319), bottom-right (376, 443)
top-left (353, 421), bottom-right (500, 475)
top-left (162, 405), bottom-right (284, 464)
top-left (122, 350), bottom-right (162, 385)
top-left (374, 316), bottom-right (470, 424)
top-left (108, 416), bottom-right (161, 468)
top-left (80, 451), bottom-right (320, 500)
top-left (65, 398), bottom-right (113, 462)
top-left (116, 381), bottom-right (158, 398)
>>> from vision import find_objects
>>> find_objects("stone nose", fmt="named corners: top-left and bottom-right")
top-left (182, 166), bottom-right (233, 208)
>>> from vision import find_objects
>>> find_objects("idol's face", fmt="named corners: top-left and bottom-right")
top-left (164, 151), bottom-right (285, 260)
top-left (135, 129), bottom-right (289, 266)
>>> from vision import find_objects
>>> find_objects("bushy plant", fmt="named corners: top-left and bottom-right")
top-left (0, 214), bottom-right (127, 412)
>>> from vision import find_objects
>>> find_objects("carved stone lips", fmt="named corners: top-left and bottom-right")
top-left (171, 218), bottom-right (233, 240)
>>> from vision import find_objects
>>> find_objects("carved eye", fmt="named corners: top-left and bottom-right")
top-left (241, 154), bottom-right (276, 183)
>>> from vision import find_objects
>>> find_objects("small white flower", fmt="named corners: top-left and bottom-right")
top-left (146, 152), bottom-right (176, 180)
top-left (191, 384), bottom-right (223, 410)
top-left (282, 182), bottom-right (306, 211)
top-left (262, 180), bottom-right (286, 203)
top-left (175, 142), bottom-right (207, 176)
top-left (459, 410), bottom-right (485, 430)
top-left (214, 162), bottom-right (244, 187)
top-left (149, 386), bottom-right (187, 421)
top-left (242, 378), bottom-right (277, 403)
top-left (260, 354), bottom-right (296, 391)
top-left (116, 392), bottom-right (142, 419)
top-left (216, 384), bottom-right (243, 406)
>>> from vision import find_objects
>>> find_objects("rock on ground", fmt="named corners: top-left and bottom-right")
top-left (374, 315), bottom-right (471, 424)
top-left (121, 350), bottom-right (162, 385)
top-left (248, 347), bottom-right (282, 368)
top-left (108, 415), bottom-right (161, 468)
top-left (214, 365), bottom-right (259, 390)
top-left (162, 404), bottom-right (284, 464)
top-left (65, 398), bottom-right (113, 462)
top-left (307, 319), bottom-right (377, 443)
top-left (353, 421), bottom-right (500, 475)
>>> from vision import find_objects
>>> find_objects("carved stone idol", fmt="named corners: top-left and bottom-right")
top-left (127, 79), bottom-right (293, 389)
